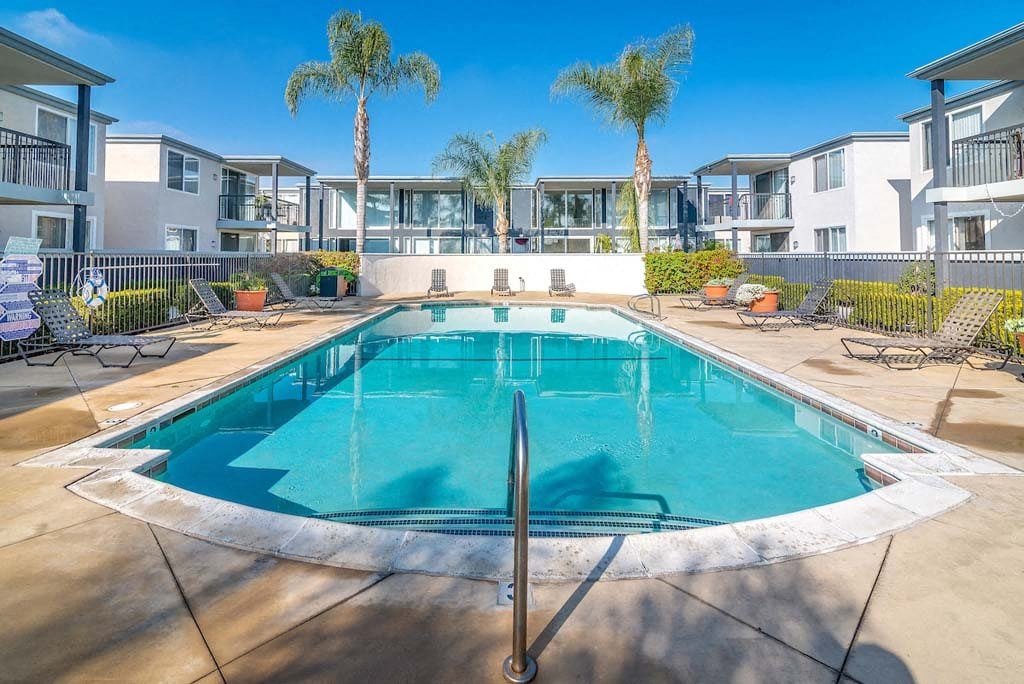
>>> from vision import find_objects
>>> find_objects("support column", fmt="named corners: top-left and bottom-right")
top-left (271, 162), bottom-right (279, 254)
top-left (304, 176), bottom-right (312, 251)
top-left (610, 181), bottom-right (617, 248)
top-left (318, 182), bottom-right (325, 250)
top-left (460, 186), bottom-right (467, 253)
top-left (72, 85), bottom-right (91, 252)
top-left (537, 182), bottom-right (544, 253)
top-left (389, 182), bottom-right (396, 252)
top-left (929, 78), bottom-right (949, 293)
top-left (681, 179), bottom-right (689, 251)
top-left (730, 161), bottom-right (739, 252)
top-left (696, 174), bottom-right (703, 249)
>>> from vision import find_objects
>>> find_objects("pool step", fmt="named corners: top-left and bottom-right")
top-left (310, 507), bottom-right (725, 537)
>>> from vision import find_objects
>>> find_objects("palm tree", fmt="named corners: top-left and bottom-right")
top-left (285, 10), bottom-right (440, 253)
top-left (433, 129), bottom-right (547, 254)
top-left (616, 179), bottom-right (641, 252)
top-left (551, 26), bottom-right (693, 252)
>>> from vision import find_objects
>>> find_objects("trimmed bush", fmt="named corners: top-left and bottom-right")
top-left (644, 251), bottom-right (744, 293)
top-left (312, 251), bottom-right (360, 275)
top-left (73, 288), bottom-right (173, 335)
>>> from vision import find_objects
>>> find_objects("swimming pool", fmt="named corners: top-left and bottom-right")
top-left (135, 304), bottom-right (894, 535)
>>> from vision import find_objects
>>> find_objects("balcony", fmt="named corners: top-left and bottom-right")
top-left (0, 126), bottom-right (90, 205)
top-left (218, 194), bottom-right (303, 228)
top-left (701, 192), bottom-right (793, 230)
top-left (929, 123), bottom-right (1024, 204)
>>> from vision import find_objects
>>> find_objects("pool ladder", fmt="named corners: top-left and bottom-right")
top-left (504, 389), bottom-right (537, 683)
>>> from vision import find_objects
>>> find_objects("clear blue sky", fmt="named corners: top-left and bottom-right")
top-left (2, 2), bottom-right (1020, 182)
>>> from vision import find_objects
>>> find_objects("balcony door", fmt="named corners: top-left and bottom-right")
top-left (753, 169), bottom-right (789, 219)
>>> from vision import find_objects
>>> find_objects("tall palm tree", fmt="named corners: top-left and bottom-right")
top-left (285, 10), bottom-right (440, 253)
top-left (433, 129), bottom-right (547, 254)
top-left (551, 26), bottom-right (693, 252)
top-left (616, 179), bottom-right (641, 252)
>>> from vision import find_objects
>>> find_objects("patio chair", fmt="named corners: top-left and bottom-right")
top-left (679, 273), bottom-right (751, 310)
top-left (841, 290), bottom-right (1011, 370)
top-left (491, 268), bottom-right (513, 296)
top-left (19, 289), bottom-right (175, 368)
top-left (186, 278), bottom-right (284, 330)
top-left (270, 272), bottom-right (340, 311)
top-left (549, 269), bottom-right (575, 297)
top-left (427, 269), bottom-right (450, 298)
top-left (737, 279), bottom-right (835, 330)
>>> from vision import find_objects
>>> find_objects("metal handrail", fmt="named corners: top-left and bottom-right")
top-left (503, 390), bottom-right (537, 683)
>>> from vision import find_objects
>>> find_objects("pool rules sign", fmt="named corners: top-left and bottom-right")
top-left (0, 237), bottom-right (44, 342)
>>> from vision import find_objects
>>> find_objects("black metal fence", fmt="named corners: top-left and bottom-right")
top-left (0, 126), bottom-right (71, 191)
top-left (952, 123), bottom-right (1024, 187)
top-left (1, 251), bottom-right (273, 363)
top-left (740, 250), bottom-right (1024, 353)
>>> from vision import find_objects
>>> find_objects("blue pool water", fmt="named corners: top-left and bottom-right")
top-left (141, 305), bottom-right (890, 530)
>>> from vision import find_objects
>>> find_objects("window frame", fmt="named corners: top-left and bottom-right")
top-left (35, 105), bottom-right (98, 176)
top-left (922, 105), bottom-right (984, 172)
top-left (814, 225), bottom-right (847, 253)
top-left (164, 224), bottom-right (199, 252)
top-left (32, 210), bottom-right (97, 250)
top-left (813, 149), bottom-right (846, 192)
top-left (921, 211), bottom-right (989, 251)
top-left (166, 148), bottom-right (201, 195)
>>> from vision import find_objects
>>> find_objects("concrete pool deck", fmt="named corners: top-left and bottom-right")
top-left (2, 294), bottom-right (1023, 681)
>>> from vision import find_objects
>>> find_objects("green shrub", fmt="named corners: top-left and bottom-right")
top-left (73, 288), bottom-right (172, 335)
top-left (644, 251), bottom-right (744, 293)
top-left (312, 251), bottom-right (360, 275)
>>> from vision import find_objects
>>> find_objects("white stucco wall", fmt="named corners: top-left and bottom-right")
top-left (358, 254), bottom-right (646, 296)
top-left (907, 84), bottom-right (1024, 250)
top-left (0, 88), bottom-right (109, 249)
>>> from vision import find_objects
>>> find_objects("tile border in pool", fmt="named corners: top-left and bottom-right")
top-left (21, 300), bottom-right (1022, 582)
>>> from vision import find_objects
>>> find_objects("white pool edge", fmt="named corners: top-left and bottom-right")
top-left (22, 301), bottom-right (1022, 582)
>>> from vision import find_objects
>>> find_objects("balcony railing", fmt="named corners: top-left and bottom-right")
top-left (219, 194), bottom-right (302, 226)
top-left (0, 126), bottom-right (71, 191)
top-left (703, 192), bottom-right (791, 223)
top-left (952, 123), bottom-right (1024, 187)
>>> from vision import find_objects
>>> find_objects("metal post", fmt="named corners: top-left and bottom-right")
top-left (696, 174), bottom-right (703, 249)
top-left (318, 183), bottom-right (325, 250)
top-left (537, 182), bottom-right (544, 253)
top-left (304, 176), bottom-right (312, 251)
top-left (72, 84), bottom-right (91, 253)
top-left (930, 79), bottom-right (949, 295)
top-left (610, 180), bottom-right (617, 241)
top-left (730, 161), bottom-right (739, 253)
top-left (681, 180), bottom-right (689, 251)
top-left (271, 162), bottom-right (280, 254)
top-left (503, 390), bottom-right (536, 683)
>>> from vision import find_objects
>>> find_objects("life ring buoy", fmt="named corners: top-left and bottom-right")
top-left (81, 271), bottom-right (109, 308)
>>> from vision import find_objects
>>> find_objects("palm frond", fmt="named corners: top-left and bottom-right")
top-left (284, 61), bottom-right (349, 116)
top-left (385, 52), bottom-right (441, 102)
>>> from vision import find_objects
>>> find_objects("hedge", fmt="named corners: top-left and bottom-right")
top-left (73, 288), bottom-right (173, 335)
top-left (746, 275), bottom-right (1024, 351)
top-left (312, 251), bottom-right (360, 275)
top-left (644, 251), bottom-right (745, 293)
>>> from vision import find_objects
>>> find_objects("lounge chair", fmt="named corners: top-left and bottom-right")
top-left (270, 272), bottom-right (340, 311)
top-left (737, 279), bottom-right (835, 330)
top-left (842, 291), bottom-right (1011, 370)
top-left (427, 269), bottom-right (450, 298)
top-left (19, 289), bottom-right (175, 368)
top-left (186, 278), bottom-right (284, 330)
top-left (549, 269), bottom-right (575, 297)
top-left (679, 273), bottom-right (751, 310)
top-left (491, 268), bottom-right (513, 296)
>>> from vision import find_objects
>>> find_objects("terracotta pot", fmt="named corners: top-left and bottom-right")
top-left (749, 292), bottom-right (779, 313)
top-left (234, 289), bottom-right (268, 311)
top-left (1017, 332), bottom-right (1024, 350)
top-left (339, 280), bottom-right (349, 297)
top-left (704, 285), bottom-right (729, 299)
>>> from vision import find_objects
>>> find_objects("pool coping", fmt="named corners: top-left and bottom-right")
top-left (20, 300), bottom-right (1022, 582)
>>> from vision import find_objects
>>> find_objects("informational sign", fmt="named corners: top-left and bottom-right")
top-left (3, 236), bottom-right (42, 257)
top-left (0, 246), bottom-right (43, 341)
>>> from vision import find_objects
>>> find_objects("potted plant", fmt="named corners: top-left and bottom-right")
top-left (736, 283), bottom-right (780, 313)
top-left (1004, 318), bottom-right (1024, 350)
top-left (229, 271), bottom-right (269, 311)
top-left (703, 278), bottom-right (733, 299)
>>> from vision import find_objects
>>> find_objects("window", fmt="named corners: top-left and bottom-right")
top-left (922, 106), bottom-right (983, 171)
top-left (753, 232), bottom-right (789, 252)
top-left (33, 212), bottom-right (95, 250)
top-left (37, 108), bottom-right (97, 174)
top-left (814, 226), bottom-right (847, 252)
top-left (167, 150), bottom-right (199, 194)
top-left (566, 191), bottom-right (593, 228)
top-left (814, 150), bottom-right (845, 192)
top-left (924, 215), bottom-right (986, 251)
top-left (542, 191), bottom-right (565, 229)
top-left (165, 226), bottom-right (197, 251)
top-left (648, 189), bottom-right (670, 227)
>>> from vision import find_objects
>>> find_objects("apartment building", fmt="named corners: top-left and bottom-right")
top-left (315, 175), bottom-right (697, 253)
top-left (904, 22), bottom-right (1024, 251)
top-left (693, 132), bottom-right (911, 253)
top-left (0, 28), bottom-right (115, 250)
top-left (105, 135), bottom-right (316, 252)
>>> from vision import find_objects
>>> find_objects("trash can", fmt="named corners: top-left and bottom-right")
top-left (316, 268), bottom-right (345, 298)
